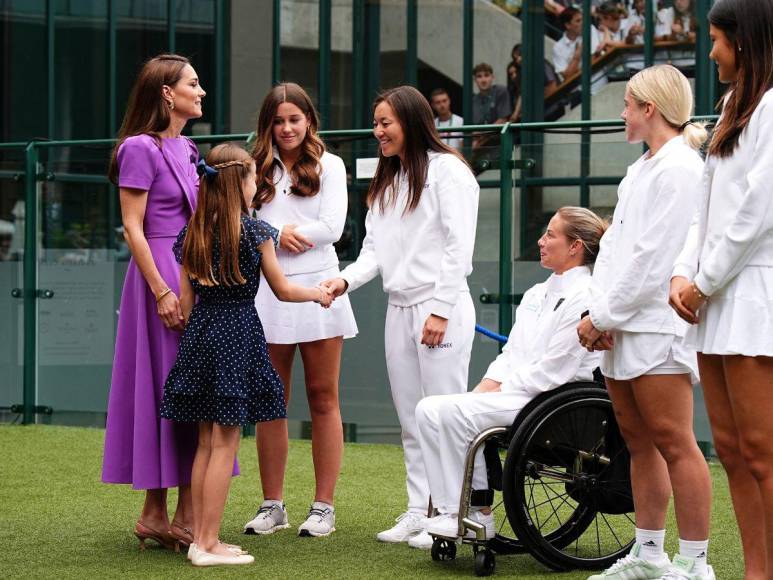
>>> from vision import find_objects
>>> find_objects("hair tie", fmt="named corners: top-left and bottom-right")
top-left (196, 159), bottom-right (219, 180)
top-left (679, 120), bottom-right (693, 131)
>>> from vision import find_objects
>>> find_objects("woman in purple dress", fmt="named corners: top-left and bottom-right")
top-left (102, 53), bottom-right (206, 550)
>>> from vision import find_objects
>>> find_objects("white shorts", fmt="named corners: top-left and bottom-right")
top-left (255, 265), bottom-right (358, 344)
top-left (601, 331), bottom-right (699, 383)
top-left (686, 266), bottom-right (773, 357)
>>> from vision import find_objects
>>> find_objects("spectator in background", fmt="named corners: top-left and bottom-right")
top-left (656, 0), bottom-right (696, 42)
top-left (430, 88), bottom-right (464, 152)
top-left (593, 1), bottom-right (629, 52)
top-left (623, 0), bottom-right (647, 44)
top-left (544, 0), bottom-right (575, 40)
top-left (508, 45), bottom-right (561, 123)
top-left (471, 62), bottom-right (511, 126)
top-left (553, 7), bottom-right (600, 81)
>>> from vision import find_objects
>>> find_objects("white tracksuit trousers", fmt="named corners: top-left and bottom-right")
top-left (385, 292), bottom-right (475, 514)
top-left (415, 389), bottom-right (534, 514)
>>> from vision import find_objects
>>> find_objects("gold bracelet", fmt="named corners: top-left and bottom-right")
top-left (156, 287), bottom-right (172, 303)
top-left (691, 282), bottom-right (707, 301)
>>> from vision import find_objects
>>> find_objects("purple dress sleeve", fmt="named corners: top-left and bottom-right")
top-left (117, 135), bottom-right (161, 191)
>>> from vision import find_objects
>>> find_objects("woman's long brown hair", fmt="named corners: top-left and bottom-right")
top-left (108, 54), bottom-right (190, 184)
top-left (251, 83), bottom-right (325, 209)
top-left (709, 0), bottom-right (773, 158)
top-left (182, 143), bottom-right (252, 287)
top-left (368, 86), bottom-right (468, 215)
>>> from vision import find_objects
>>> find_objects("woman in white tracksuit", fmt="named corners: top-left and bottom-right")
top-left (323, 85), bottom-right (479, 544)
top-left (412, 207), bottom-right (606, 549)
top-left (243, 83), bottom-right (357, 538)
top-left (670, 2), bottom-right (773, 576)
top-left (577, 65), bottom-right (713, 580)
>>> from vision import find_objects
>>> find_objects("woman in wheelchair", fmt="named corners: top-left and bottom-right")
top-left (412, 206), bottom-right (607, 549)
top-left (576, 65), bottom-right (713, 580)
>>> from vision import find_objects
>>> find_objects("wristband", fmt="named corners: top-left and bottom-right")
top-left (691, 282), bottom-right (707, 301)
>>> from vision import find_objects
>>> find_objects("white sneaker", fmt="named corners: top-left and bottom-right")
top-left (376, 511), bottom-right (426, 543)
top-left (659, 555), bottom-right (715, 580)
top-left (427, 510), bottom-right (495, 540)
top-left (243, 500), bottom-right (290, 535)
top-left (407, 530), bottom-right (434, 549)
top-left (587, 543), bottom-right (670, 579)
top-left (298, 502), bottom-right (336, 537)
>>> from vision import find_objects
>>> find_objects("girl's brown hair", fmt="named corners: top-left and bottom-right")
top-left (108, 54), bottom-right (190, 183)
top-left (709, 0), bottom-right (773, 158)
top-left (251, 83), bottom-right (325, 209)
top-left (368, 86), bottom-right (468, 215)
top-left (182, 143), bottom-right (253, 287)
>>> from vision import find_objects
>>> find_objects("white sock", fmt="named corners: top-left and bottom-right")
top-left (679, 539), bottom-right (709, 575)
top-left (635, 527), bottom-right (667, 562)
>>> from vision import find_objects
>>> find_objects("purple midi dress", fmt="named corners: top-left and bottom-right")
top-left (102, 134), bottom-right (202, 490)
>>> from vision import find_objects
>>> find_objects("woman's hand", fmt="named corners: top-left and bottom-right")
top-left (280, 224), bottom-right (313, 254)
top-left (320, 278), bottom-right (348, 297)
top-left (677, 281), bottom-right (707, 319)
top-left (314, 285), bottom-right (334, 308)
top-left (577, 315), bottom-right (602, 351)
top-left (473, 379), bottom-right (502, 393)
top-left (669, 276), bottom-right (698, 324)
top-left (591, 331), bottom-right (614, 351)
top-left (421, 314), bottom-right (448, 347)
top-left (157, 291), bottom-right (184, 331)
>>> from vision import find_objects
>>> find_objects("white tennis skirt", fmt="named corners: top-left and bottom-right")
top-left (601, 331), bottom-right (699, 383)
top-left (686, 266), bottom-right (773, 357)
top-left (255, 265), bottom-right (358, 345)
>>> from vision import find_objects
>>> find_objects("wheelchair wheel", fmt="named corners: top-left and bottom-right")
top-left (502, 385), bottom-right (635, 571)
top-left (474, 548), bottom-right (496, 576)
top-left (431, 537), bottom-right (457, 561)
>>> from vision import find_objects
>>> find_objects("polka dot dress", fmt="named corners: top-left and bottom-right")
top-left (160, 216), bottom-right (286, 426)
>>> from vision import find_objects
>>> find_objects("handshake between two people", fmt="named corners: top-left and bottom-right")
top-left (313, 278), bottom-right (348, 309)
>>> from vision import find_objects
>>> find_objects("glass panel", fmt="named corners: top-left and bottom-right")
top-left (35, 144), bottom-right (118, 426)
top-left (329, 0), bottom-right (352, 130)
top-left (0, 0), bottom-right (47, 141)
top-left (0, 146), bottom-right (25, 422)
top-left (54, 0), bottom-right (108, 140)
top-left (279, 0), bottom-right (320, 106)
top-left (175, 0), bottom-right (216, 134)
top-left (116, 0), bottom-right (168, 134)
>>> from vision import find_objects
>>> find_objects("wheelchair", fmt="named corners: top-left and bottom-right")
top-left (429, 379), bottom-right (635, 576)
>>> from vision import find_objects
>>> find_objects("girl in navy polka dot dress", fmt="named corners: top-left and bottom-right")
top-left (161, 143), bottom-right (332, 567)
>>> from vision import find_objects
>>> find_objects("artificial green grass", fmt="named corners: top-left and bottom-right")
top-left (0, 425), bottom-right (742, 579)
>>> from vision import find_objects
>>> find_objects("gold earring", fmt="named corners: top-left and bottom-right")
top-left (167, 100), bottom-right (175, 111)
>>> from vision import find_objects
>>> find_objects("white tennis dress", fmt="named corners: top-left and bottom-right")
top-left (674, 90), bottom-right (773, 357)
top-left (254, 149), bottom-right (357, 344)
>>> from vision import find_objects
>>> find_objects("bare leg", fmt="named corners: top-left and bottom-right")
top-left (191, 422), bottom-right (213, 546)
top-left (299, 337), bottom-right (344, 505)
top-left (198, 423), bottom-right (242, 554)
top-left (606, 377), bottom-right (672, 530)
top-left (256, 343), bottom-right (296, 500)
top-left (630, 373), bottom-right (711, 540)
top-left (140, 488), bottom-right (169, 530)
top-left (722, 355), bottom-right (773, 580)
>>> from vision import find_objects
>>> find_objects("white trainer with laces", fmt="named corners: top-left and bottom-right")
top-left (243, 501), bottom-right (290, 535)
top-left (587, 543), bottom-right (670, 580)
top-left (659, 555), bottom-right (716, 580)
top-left (407, 530), bottom-right (434, 549)
top-left (426, 510), bottom-right (495, 540)
top-left (376, 511), bottom-right (426, 543)
top-left (298, 502), bottom-right (336, 537)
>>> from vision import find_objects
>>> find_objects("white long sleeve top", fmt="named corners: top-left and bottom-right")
top-left (589, 135), bottom-right (703, 334)
top-left (339, 151), bottom-right (479, 319)
top-left (484, 266), bottom-right (600, 395)
top-left (254, 150), bottom-right (348, 275)
top-left (673, 89), bottom-right (773, 296)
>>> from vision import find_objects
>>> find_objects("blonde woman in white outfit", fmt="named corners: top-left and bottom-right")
top-left (242, 83), bottom-right (357, 538)
top-left (577, 66), bottom-right (714, 580)
top-left (670, 2), bottom-right (773, 577)
top-left (411, 208), bottom-right (605, 550)
top-left (322, 86), bottom-right (479, 545)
